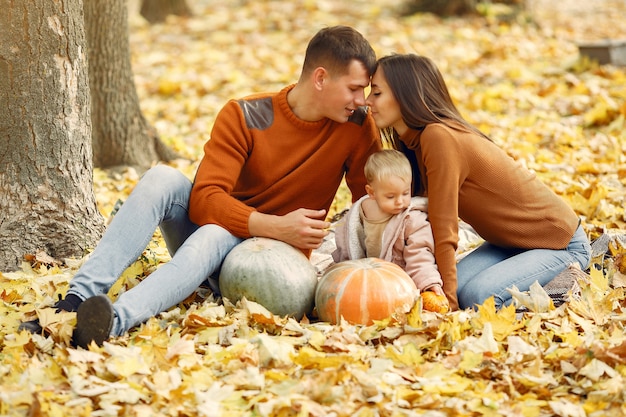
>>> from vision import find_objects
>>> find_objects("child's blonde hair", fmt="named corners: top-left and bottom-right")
top-left (364, 149), bottom-right (412, 185)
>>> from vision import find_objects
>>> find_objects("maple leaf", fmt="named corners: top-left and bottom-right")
top-left (472, 297), bottom-right (524, 341)
top-left (250, 333), bottom-right (294, 368)
top-left (508, 280), bottom-right (554, 313)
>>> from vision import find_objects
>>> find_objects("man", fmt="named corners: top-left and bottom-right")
top-left (20, 25), bottom-right (381, 348)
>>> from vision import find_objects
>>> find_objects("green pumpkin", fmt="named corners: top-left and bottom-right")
top-left (219, 237), bottom-right (318, 320)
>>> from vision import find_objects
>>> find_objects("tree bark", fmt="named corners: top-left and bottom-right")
top-left (403, 0), bottom-right (477, 16)
top-left (402, 0), bottom-right (525, 16)
top-left (0, 0), bottom-right (105, 271)
top-left (84, 0), bottom-right (179, 171)
top-left (140, 0), bottom-right (193, 24)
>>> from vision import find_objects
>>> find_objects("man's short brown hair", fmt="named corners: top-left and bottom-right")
top-left (301, 26), bottom-right (376, 78)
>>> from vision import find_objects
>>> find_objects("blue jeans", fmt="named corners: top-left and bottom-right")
top-left (456, 224), bottom-right (591, 310)
top-left (67, 165), bottom-right (243, 336)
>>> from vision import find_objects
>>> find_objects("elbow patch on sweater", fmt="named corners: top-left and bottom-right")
top-left (237, 97), bottom-right (274, 130)
top-left (348, 106), bottom-right (368, 126)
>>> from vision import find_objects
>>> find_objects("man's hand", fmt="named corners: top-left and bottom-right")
top-left (248, 208), bottom-right (330, 250)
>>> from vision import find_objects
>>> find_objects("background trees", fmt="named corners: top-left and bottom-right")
top-left (139, 0), bottom-right (192, 24)
top-left (0, 0), bottom-right (104, 271)
top-left (85, 0), bottom-right (179, 170)
top-left (403, 0), bottom-right (525, 16)
top-left (0, 0), bottom-right (186, 270)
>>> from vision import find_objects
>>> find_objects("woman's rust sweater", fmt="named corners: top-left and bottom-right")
top-left (401, 123), bottom-right (579, 310)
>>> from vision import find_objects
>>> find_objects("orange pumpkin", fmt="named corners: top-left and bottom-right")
top-left (315, 258), bottom-right (418, 325)
top-left (421, 291), bottom-right (450, 314)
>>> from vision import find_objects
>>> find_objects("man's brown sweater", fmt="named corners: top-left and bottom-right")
top-left (189, 85), bottom-right (381, 256)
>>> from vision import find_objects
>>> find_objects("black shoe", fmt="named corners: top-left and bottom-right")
top-left (72, 295), bottom-right (114, 349)
top-left (18, 294), bottom-right (83, 335)
top-left (18, 319), bottom-right (44, 334)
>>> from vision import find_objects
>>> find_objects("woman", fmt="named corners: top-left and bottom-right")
top-left (365, 54), bottom-right (591, 310)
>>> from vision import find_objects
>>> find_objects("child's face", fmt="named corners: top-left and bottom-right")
top-left (367, 175), bottom-right (411, 215)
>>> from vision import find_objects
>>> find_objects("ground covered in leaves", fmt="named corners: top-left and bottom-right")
top-left (2, 0), bottom-right (626, 415)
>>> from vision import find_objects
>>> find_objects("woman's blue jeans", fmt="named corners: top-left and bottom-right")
top-left (67, 165), bottom-right (243, 336)
top-left (456, 224), bottom-right (591, 310)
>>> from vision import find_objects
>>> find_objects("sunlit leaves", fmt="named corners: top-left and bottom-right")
top-left (3, 0), bottom-right (626, 415)
top-left (3, 261), bottom-right (626, 414)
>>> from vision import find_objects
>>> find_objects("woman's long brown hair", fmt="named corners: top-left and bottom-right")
top-left (374, 54), bottom-right (491, 194)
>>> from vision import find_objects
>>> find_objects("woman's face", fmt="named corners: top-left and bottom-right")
top-left (366, 67), bottom-right (408, 135)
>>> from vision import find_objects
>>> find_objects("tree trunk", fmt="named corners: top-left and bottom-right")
top-left (403, 0), bottom-right (477, 16)
top-left (0, 0), bottom-right (105, 271)
top-left (402, 0), bottom-right (525, 16)
top-left (140, 0), bottom-right (193, 24)
top-left (84, 0), bottom-right (179, 171)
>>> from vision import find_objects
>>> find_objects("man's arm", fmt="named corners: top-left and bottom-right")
top-left (248, 209), bottom-right (330, 250)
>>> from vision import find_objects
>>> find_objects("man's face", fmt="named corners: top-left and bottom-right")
top-left (321, 60), bottom-right (370, 122)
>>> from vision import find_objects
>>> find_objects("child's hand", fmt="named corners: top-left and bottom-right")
top-left (427, 284), bottom-right (445, 296)
top-left (421, 287), bottom-right (449, 314)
